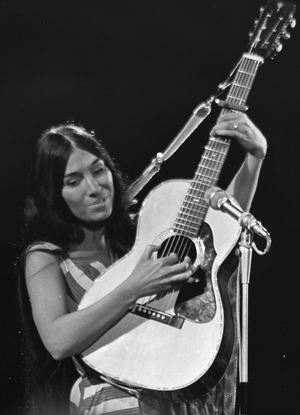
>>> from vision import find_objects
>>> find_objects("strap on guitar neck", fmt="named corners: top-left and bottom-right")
top-left (126, 99), bottom-right (212, 205)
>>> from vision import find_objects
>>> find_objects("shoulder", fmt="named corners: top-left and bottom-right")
top-left (26, 242), bottom-right (65, 261)
top-left (26, 241), bottom-right (62, 253)
top-left (25, 242), bottom-right (64, 282)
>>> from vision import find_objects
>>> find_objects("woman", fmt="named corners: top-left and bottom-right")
top-left (17, 112), bottom-right (267, 415)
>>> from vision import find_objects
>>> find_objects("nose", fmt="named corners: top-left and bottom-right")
top-left (85, 176), bottom-right (101, 195)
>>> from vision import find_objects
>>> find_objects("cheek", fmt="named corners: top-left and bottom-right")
top-left (62, 188), bottom-right (84, 213)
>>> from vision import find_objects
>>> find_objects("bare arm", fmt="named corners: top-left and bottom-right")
top-left (210, 112), bottom-right (267, 210)
top-left (26, 245), bottom-right (192, 360)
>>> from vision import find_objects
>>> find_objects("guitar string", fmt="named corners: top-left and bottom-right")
top-left (139, 56), bottom-right (260, 316)
top-left (153, 136), bottom-right (228, 313)
top-left (161, 136), bottom-right (228, 312)
top-left (147, 56), bottom-right (248, 313)
top-left (161, 55), bottom-right (259, 313)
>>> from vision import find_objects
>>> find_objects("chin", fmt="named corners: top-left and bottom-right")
top-left (79, 220), bottom-right (106, 232)
top-left (80, 213), bottom-right (112, 229)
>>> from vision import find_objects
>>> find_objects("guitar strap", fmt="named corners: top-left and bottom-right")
top-left (74, 354), bottom-right (143, 398)
top-left (126, 100), bottom-right (212, 204)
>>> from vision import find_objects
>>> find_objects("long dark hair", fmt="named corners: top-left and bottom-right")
top-left (24, 123), bottom-right (135, 254)
top-left (17, 124), bottom-right (136, 414)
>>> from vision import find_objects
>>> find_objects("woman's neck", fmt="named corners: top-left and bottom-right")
top-left (69, 227), bottom-right (113, 267)
top-left (81, 226), bottom-right (106, 250)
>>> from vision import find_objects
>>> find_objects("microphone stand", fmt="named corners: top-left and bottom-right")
top-left (236, 229), bottom-right (271, 415)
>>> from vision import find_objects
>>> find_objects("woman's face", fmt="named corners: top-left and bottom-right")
top-left (62, 148), bottom-right (115, 225)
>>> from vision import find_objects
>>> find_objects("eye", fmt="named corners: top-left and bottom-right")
top-left (65, 181), bottom-right (77, 187)
top-left (92, 166), bottom-right (105, 176)
top-left (68, 180), bottom-right (78, 186)
top-left (64, 177), bottom-right (80, 187)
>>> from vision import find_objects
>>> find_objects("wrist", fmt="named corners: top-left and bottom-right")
top-left (249, 145), bottom-right (267, 160)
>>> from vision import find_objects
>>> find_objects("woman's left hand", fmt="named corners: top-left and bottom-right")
top-left (210, 112), bottom-right (267, 160)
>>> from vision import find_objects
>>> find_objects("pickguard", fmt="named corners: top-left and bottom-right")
top-left (175, 222), bottom-right (217, 323)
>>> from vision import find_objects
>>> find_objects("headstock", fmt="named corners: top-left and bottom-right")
top-left (249, 0), bottom-right (296, 59)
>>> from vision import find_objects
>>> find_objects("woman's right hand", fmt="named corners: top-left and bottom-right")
top-left (124, 244), bottom-right (194, 300)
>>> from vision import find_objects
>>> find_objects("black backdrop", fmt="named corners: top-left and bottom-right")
top-left (1, 1), bottom-right (299, 414)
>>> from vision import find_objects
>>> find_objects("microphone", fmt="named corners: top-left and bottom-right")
top-left (205, 187), bottom-right (269, 239)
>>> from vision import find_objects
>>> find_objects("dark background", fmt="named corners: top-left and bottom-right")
top-left (1, 1), bottom-right (299, 414)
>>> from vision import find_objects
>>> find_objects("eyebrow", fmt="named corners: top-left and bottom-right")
top-left (64, 158), bottom-right (104, 179)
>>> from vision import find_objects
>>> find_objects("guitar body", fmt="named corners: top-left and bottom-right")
top-left (78, 1), bottom-right (297, 397)
top-left (79, 179), bottom-right (241, 395)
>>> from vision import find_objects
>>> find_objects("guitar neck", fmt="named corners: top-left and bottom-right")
top-left (174, 53), bottom-right (263, 238)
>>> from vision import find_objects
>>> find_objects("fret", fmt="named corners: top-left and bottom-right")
top-left (201, 148), bottom-right (226, 156)
top-left (243, 53), bottom-right (263, 63)
top-left (174, 219), bottom-right (203, 228)
top-left (179, 210), bottom-right (207, 218)
top-left (203, 145), bottom-right (228, 153)
top-left (202, 153), bottom-right (226, 160)
top-left (173, 225), bottom-right (200, 238)
top-left (172, 229), bottom-right (198, 238)
top-left (193, 172), bottom-right (219, 181)
top-left (201, 149), bottom-right (227, 158)
top-left (199, 157), bottom-right (224, 165)
top-left (232, 82), bottom-right (252, 89)
top-left (185, 194), bottom-right (207, 202)
top-left (209, 137), bottom-right (231, 145)
top-left (202, 153), bottom-right (227, 161)
top-left (178, 203), bottom-right (207, 215)
top-left (187, 191), bottom-right (210, 200)
top-left (173, 53), bottom-right (261, 236)
top-left (202, 150), bottom-right (226, 157)
top-left (204, 140), bottom-right (228, 148)
top-left (176, 216), bottom-right (206, 227)
top-left (186, 189), bottom-right (207, 197)
top-left (236, 69), bottom-right (256, 76)
top-left (226, 96), bottom-right (247, 103)
top-left (182, 203), bottom-right (207, 211)
top-left (175, 218), bottom-right (204, 228)
top-left (195, 166), bottom-right (221, 174)
top-left (180, 205), bottom-right (207, 214)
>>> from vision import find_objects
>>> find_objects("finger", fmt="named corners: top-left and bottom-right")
top-left (162, 252), bottom-right (179, 265)
top-left (211, 127), bottom-right (241, 138)
top-left (211, 120), bottom-right (242, 136)
top-left (169, 260), bottom-right (192, 280)
top-left (171, 268), bottom-right (193, 284)
top-left (217, 112), bottom-right (246, 122)
top-left (164, 255), bottom-right (191, 274)
top-left (183, 255), bottom-right (192, 265)
top-left (143, 244), bottom-right (161, 259)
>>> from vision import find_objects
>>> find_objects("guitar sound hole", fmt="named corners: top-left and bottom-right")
top-left (155, 232), bottom-right (216, 323)
top-left (157, 235), bottom-right (197, 263)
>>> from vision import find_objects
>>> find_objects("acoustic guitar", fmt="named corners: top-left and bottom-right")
top-left (79, 0), bottom-right (296, 398)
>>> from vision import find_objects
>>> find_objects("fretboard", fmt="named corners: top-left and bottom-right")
top-left (173, 53), bottom-right (263, 238)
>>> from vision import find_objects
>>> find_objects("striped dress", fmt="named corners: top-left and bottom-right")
top-left (45, 243), bottom-right (239, 415)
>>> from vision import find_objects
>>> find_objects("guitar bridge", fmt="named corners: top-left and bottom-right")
top-left (130, 304), bottom-right (185, 329)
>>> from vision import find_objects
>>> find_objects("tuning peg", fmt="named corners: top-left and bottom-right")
top-left (270, 44), bottom-right (282, 60)
top-left (282, 31), bottom-right (291, 40)
top-left (289, 18), bottom-right (296, 29)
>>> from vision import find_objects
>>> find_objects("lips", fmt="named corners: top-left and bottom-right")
top-left (89, 193), bottom-right (109, 208)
